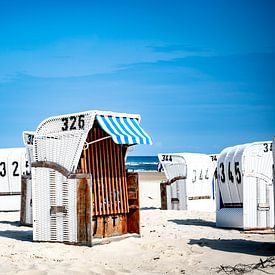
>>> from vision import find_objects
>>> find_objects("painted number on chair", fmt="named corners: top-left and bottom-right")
top-left (26, 134), bottom-right (34, 145)
top-left (62, 115), bottom-right (85, 131)
top-left (161, 155), bottom-right (172, 162)
top-left (0, 162), bottom-right (6, 177)
top-left (0, 161), bottom-right (20, 177)
top-left (219, 162), bottom-right (241, 184)
top-left (210, 155), bottom-right (217, 161)
top-left (263, 143), bottom-right (272, 152)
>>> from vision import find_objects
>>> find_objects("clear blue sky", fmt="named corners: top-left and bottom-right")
top-left (0, 0), bottom-right (274, 155)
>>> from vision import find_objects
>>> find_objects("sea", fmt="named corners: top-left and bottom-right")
top-left (126, 156), bottom-right (159, 172)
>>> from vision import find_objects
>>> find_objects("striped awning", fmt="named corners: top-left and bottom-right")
top-left (96, 115), bottom-right (152, 145)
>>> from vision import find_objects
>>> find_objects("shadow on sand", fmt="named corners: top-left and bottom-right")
top-left (0, 220), bottom-right (21, 227)
top-left (188, 238), bottom-right (275, 256)
top-left (168, 218), bottom-right (216, 228)
top-left (0, 220), bottom-right (32, 242)
top-left (0, 229), bottom-right (32, 242)
top-left (140, 207), bottom-right (160, 211)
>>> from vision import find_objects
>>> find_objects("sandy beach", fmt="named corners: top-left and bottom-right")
top-left (0, 171), bottom-right (274, 275)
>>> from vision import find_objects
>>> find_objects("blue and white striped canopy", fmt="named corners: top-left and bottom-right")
top-left (96, 115), bottom-right (152, 145)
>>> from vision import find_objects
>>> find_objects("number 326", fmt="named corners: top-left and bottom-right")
top-left (62, 115), bottom-right (85, 131)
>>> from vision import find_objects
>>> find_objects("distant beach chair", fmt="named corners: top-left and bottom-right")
top-left (216, 141), bottom-right (274, 230)
top-left (0, 147), bottom-right (29, 212)
top-left (158, 153), bottom-right (218, 212)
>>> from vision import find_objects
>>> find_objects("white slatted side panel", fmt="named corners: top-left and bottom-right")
top-left (33, 167), bottom-right (51, 241)
top-left (49, 169), bottom-right (58, 241)
top-left (68, 177), bottom-right (77, 242)
top-left (243, 142), bottom-right (273, 229)
top-left (25, 176), bottom-right (33, 225)
top-left (61, 177), bottom-right (69, 242)
top-left (33, 167), bottom-right (78, 243)
top-left (165, 184), bottom-right (173, 210)
top-left (243, 175), bottom-right (257, 229)
top-left (169, 180), bottom-right (187, 210)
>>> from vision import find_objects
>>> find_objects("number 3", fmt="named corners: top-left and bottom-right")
top-left (0, 162), bottom-right (6, 177)
top-left (62, 117), bottom-right (68, 131)
top-left (219, 163), bottom-right (225, 183)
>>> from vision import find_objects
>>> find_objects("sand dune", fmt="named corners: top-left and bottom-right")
top-left (0, 172), bottom-right (274, 274)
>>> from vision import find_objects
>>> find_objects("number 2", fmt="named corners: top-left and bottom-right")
top-left (69, 116), bottom-right (77, 130)
top-left (12, 161), bottom-right (19, 176)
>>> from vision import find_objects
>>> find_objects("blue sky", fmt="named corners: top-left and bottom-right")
top-left (0, 0), bottom-right (274, 155)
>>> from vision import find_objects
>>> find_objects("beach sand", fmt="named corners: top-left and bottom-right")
top-left (0, 171), bottom-right (274, 274)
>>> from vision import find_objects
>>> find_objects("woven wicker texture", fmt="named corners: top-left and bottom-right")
top-left (33, 167), bottom-right (77, 242)
top-left (34, 112), bottom-right (95, 173)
